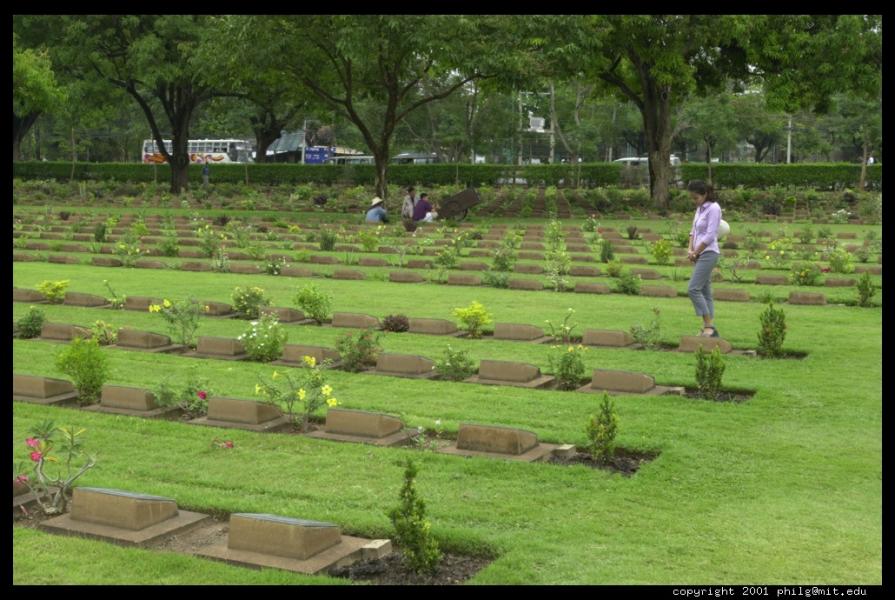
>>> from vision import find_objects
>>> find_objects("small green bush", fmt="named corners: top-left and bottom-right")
top-left (54, 338), bottom-right (110, 405)
top-left (382, 314), bottom-right (410, 333)
top-left (827, 246), bottom-right (855, 274)
top-left (651, 239), bottom-right (672, 265)
top-left (757, 303), bottom-right (787, 358)
top-left (600, 239), bottom-right (615, 263)
top-left (238, 313), bottom-right (288, 362)
top-left (605, 260), bottom-right (623, 277)
top-left (548, 344), bottom-right (588, 390)
top-left (335, 328), bottom-right (382, 372)
top-left (856, 272), bottom-right (877, 307)
top-left (294, 284), bottom-right (332, 324)
top-left (482, 270), bottom-right (510, 288)
top-left (388, 460), bottom-right (442, 575)
top-left (630, 307), bottom-right (662, 350)
top-left (585, 393), bottom-right (618, 461)
top-left (37, 280), bottom-right (69, 304)
top-left (452, 301), bottom-right (493, 338)
top-left (15, 306), bottom-right (45, 339)
top-left (695, 347), bottom-right (726, 401)
top-left (615, 271), bottom-right (641, 295)
top-left (434, 345), bottom-right (476, 381)
top-left (319, 229), bottom-right (337, 251)
top-left (232, 286), bottom-right (271, 319)
top-left (89, 320), bottom-right (117, 346)
top-left (789, 263), bottom-right (822, 287)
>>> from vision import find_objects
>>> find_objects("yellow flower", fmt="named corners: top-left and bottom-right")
top-left (297, 388), bottom-right (307, 401)
top-left (568, 346), bottom-right (574, 353)
top-left (321, 384), bottom-right (333, 396)
top-left (326, 397), bottom-right (339, 407)
top-left (302, 355), bottom-right (317, 368)
top-left (272, 371), bottom-right (281, 380)
top-left (148, 304), bottom-right (161, 313)
top-left (204, 305), bottom-right (211, 312)
top-left (254, 383), bottom-right (263, 395)
top-left (162, 299), bottom-right (172, 308)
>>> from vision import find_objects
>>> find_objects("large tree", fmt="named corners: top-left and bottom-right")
top-left (13, 35), bottom-right (65, 161)
top-left (57, 15), bottom-right (231, 193)
top-left (225, 15), bottom-right (530, 199)
top-left (730, 92), bottom-right (784, 163)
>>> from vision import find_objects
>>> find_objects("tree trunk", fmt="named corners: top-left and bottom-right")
top-left (253, 131), bottom-right (279, 164)
top-left (373, 150), bottom-right (389, 201)
top-left (169, 128), bottom-right (191, 195)
top-left (642, 102), bottom-right (673, 211)
top-left (705, 139), bottom-right (713, 185)
top-left (858, 138), bottom-right (869, 191)
top-left (13, 112), bottom-right (39, 161)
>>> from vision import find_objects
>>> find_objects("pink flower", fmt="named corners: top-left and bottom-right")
top-left (25, 438), bottom-right (39, 448)
top-left (29, 451), bottom-right (43, 462)
top-left (15, 474), bottom-right (28, 484)
top-left (223, 440), bottom-right (234, 449)
top-left (197, 390), bottom-right (207, 400)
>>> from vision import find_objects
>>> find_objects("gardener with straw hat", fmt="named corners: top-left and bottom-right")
top-left (365, 196), bottom-right (389, 223)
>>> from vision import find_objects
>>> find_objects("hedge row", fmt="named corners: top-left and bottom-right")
top-left (13, 160), bottom-right (881, 189)
top-left (680, 163), bottom-right (882, 189)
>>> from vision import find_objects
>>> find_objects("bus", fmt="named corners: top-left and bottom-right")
top-left (142, 139), bottom-right (253, 164)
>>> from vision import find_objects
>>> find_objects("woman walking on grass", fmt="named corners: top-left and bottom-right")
top-left (687, 180), bottom-right (722, 337)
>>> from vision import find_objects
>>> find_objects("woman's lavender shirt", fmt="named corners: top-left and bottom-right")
top-left (691, 201), bottom-right (721, 254)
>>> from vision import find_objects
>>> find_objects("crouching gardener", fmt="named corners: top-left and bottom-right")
top-left (365, 196), bottom-right (389, 223)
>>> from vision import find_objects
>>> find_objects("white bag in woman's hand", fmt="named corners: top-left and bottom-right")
top-left (717, 219), bottom-right (730, 239)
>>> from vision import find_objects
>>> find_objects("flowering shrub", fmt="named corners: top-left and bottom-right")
top-left (294, 284), bottom-right (332, 324)
top-left (651, 239), bottom-right (673, 265)
top-left (232, 286), bottom-right (271, 319)
top-left (254, 359), bottom-right (338, 432)
top-left (103, 280), bottom-right (126, 309)
top-left (490, 245), bottom-right (516, 272)
top-left (54, 338), bottom-right (109, 405)
top-left (630, 307), bottom-right (662, 350)
top-left (15, 306), bottom-right (45, 339)
top-left (153, 373), bottom-right (212, 416)
top-left (434, 345), bottom-right (475, 381)
top-left (605, 260), bottom-right (623, 277)
top-left (615, 271), bottom-right (641, 295)
top-left (582, 214), bottom-right (600, 233)
top-left (830, 208), bottom-right (851, 224)
top-left (264, 256), bottom-right (288, 276)
top-left (358, 227), bottom-right (382, 252)
top-left (16, 420), bottom-right (97, 515)
top-left (826, 246), bottom-right (855, 274)
top-left (114, 230), bottom-right (142, 267)
top-left (548, 344), bottom-right (588, 390)
top-left (789, 262), bottom-right (822, 287)
top-left (89, 320), bottom-right (117, 346)
top-left (37, 280), bottom-right (69, 304)
top-left (586, 393), bottom-right (618, 461)
top-left (238, 313), bottom-right (288, 362)
top-left (545, 308), bottom-right (577, 344)
top-left (336, 328), bottom-right (382, 372)
top-left (764, 238), bottom-right (794, 269)
top-left (149, 298), bottom-right (202, 347)
top-left (159, 230), bottom-right (180, 257)
top-left (196, 224), bottom-right (220, 257)
top-left (453, 301), bottom-right (493, 338)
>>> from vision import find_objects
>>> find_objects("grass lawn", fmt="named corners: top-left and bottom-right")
top-left (11, 219), bottom-right (882, 585)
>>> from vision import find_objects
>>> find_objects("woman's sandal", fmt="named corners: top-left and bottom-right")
top-left (701, 326), bottom-right (720, 338)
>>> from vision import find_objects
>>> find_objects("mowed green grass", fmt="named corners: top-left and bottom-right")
top-left (11, 222), bottom-right (882, 584)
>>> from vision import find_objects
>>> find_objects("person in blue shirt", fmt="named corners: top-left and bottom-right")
top-left (365, 197), bottom-right (389, 223)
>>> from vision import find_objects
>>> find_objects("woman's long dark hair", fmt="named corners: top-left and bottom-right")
top-left (687, 180), bottom-right (718, 203)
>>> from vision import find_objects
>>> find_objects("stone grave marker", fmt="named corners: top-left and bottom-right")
top-left (124, 296), bottom-right (160, 311)
top-left (438, 423), bottom-right (559, 462)
top-left (493, 323), bottom-right (551, 342)
top-left (113, 328), bottom-right (183, 353)
top-left (640, 285), bottom-right (678, 298)
top-left (406, 259), bottom-right (432, 269)
top-left (621, 256), bottom-right (649, 264)
top-left (63, 292), bottom-right (110, 307)
top-left (277, 344), bottom-right (341, 367)
top-left (332, 312), bottom-right (380, 329)
top-left (135, 260), bottom-right (167, 269)
top-left (332, 269), bottom-right (365, 280)
top-left (260, 307), bottom-right (310, 323)
top-left (389, 271), bottom-right (425, 283)
top-left (408, 317), bottom-right (460, 336)
top-left (192, 336), bottom-right (247, 360)
top-left (513, 263), bottom-right (544, 274)
top-left (788, 291), bottom-right (826, 305)
top-left (306, 408), bottom-right (413, 446)
top-left (91, 257), bottom-right (123, 267)
top-left (458, 261), bottom-right (488, 271)
top-left (466, 360), bottom-right (554, 388)
top-left (40, 487), bottom-right (209, 546)
top-left (84, 385), bottom-right (178, 417)
top-left (517, 252), bottom-right (545, 261)
top-left (508, 279), bottom-right (543, 291)
top-left (203, 301), bottom-right (235, 316)
top-left (824, 278), bottom-right (855, 287)
top-left (309, 255), bottom-right (339, 264)
top-left (756, 275), bottom-right (788, 285)
top-left (359, 257), bottom-right (388, 267)
top-left (374, 353), bottom-right (436, 379)
top-left (40, 322), bottom-right (91, 342)
top-left (181, 262), bottom-right (212, 272)
top-left (448, 273), bottom-right (481, 286)
top-left (229, 263), bottom-right (262, 274)
top-left (574, 282), bottom-right (611, 294)
top-left (197, 513), bottom-right (386, 575)
top-left (13, 374), bottom-right (79, 405)
top-left (677, 337), bottom-right (733, 353)
top-left (570, 266), bottom-right (600, 277)
top-left (713, 288), bottom-right (751, 302)
top-left (281, 266), bottom-right (314, 278)
top-left (632, 269), bottom-right (662, 280)
top-left (582, 330), bottom-right (634, 347)
top-left (189, 397), bottom-right (292, 432)
top-left (48, 255), bottom-right (80, 264)
top-left (13, 287), bottom-right (46, 303)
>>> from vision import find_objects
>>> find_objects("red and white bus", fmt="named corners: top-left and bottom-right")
top-left (142, 139), bottom-right (253, 164)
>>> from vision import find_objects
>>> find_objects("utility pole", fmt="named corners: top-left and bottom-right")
top-left (548, 83), bottom-right (555, 164)
top-left (786, 115), bottom-right (793, 164)
top-left (300, 118), bottom-right (308, 164)
top-left (517, 91), bottom-right (523, 166)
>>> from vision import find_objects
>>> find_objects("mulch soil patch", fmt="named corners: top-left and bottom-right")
top-left (331, 551), bottom-right (492, 585)
top-left (547, 447), bottom-right (659, 476)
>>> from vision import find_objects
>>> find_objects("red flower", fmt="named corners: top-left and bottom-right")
top-left (29, 451), bottom-right (43, 462)
top-left (224, 440), bottom-right (234, 449)
top-left (197, 390), bottom-right (207, 400)
top-left (15, 474), bottom-right (28, 484)
top-left (25, 438), bottom-right (39, 448)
